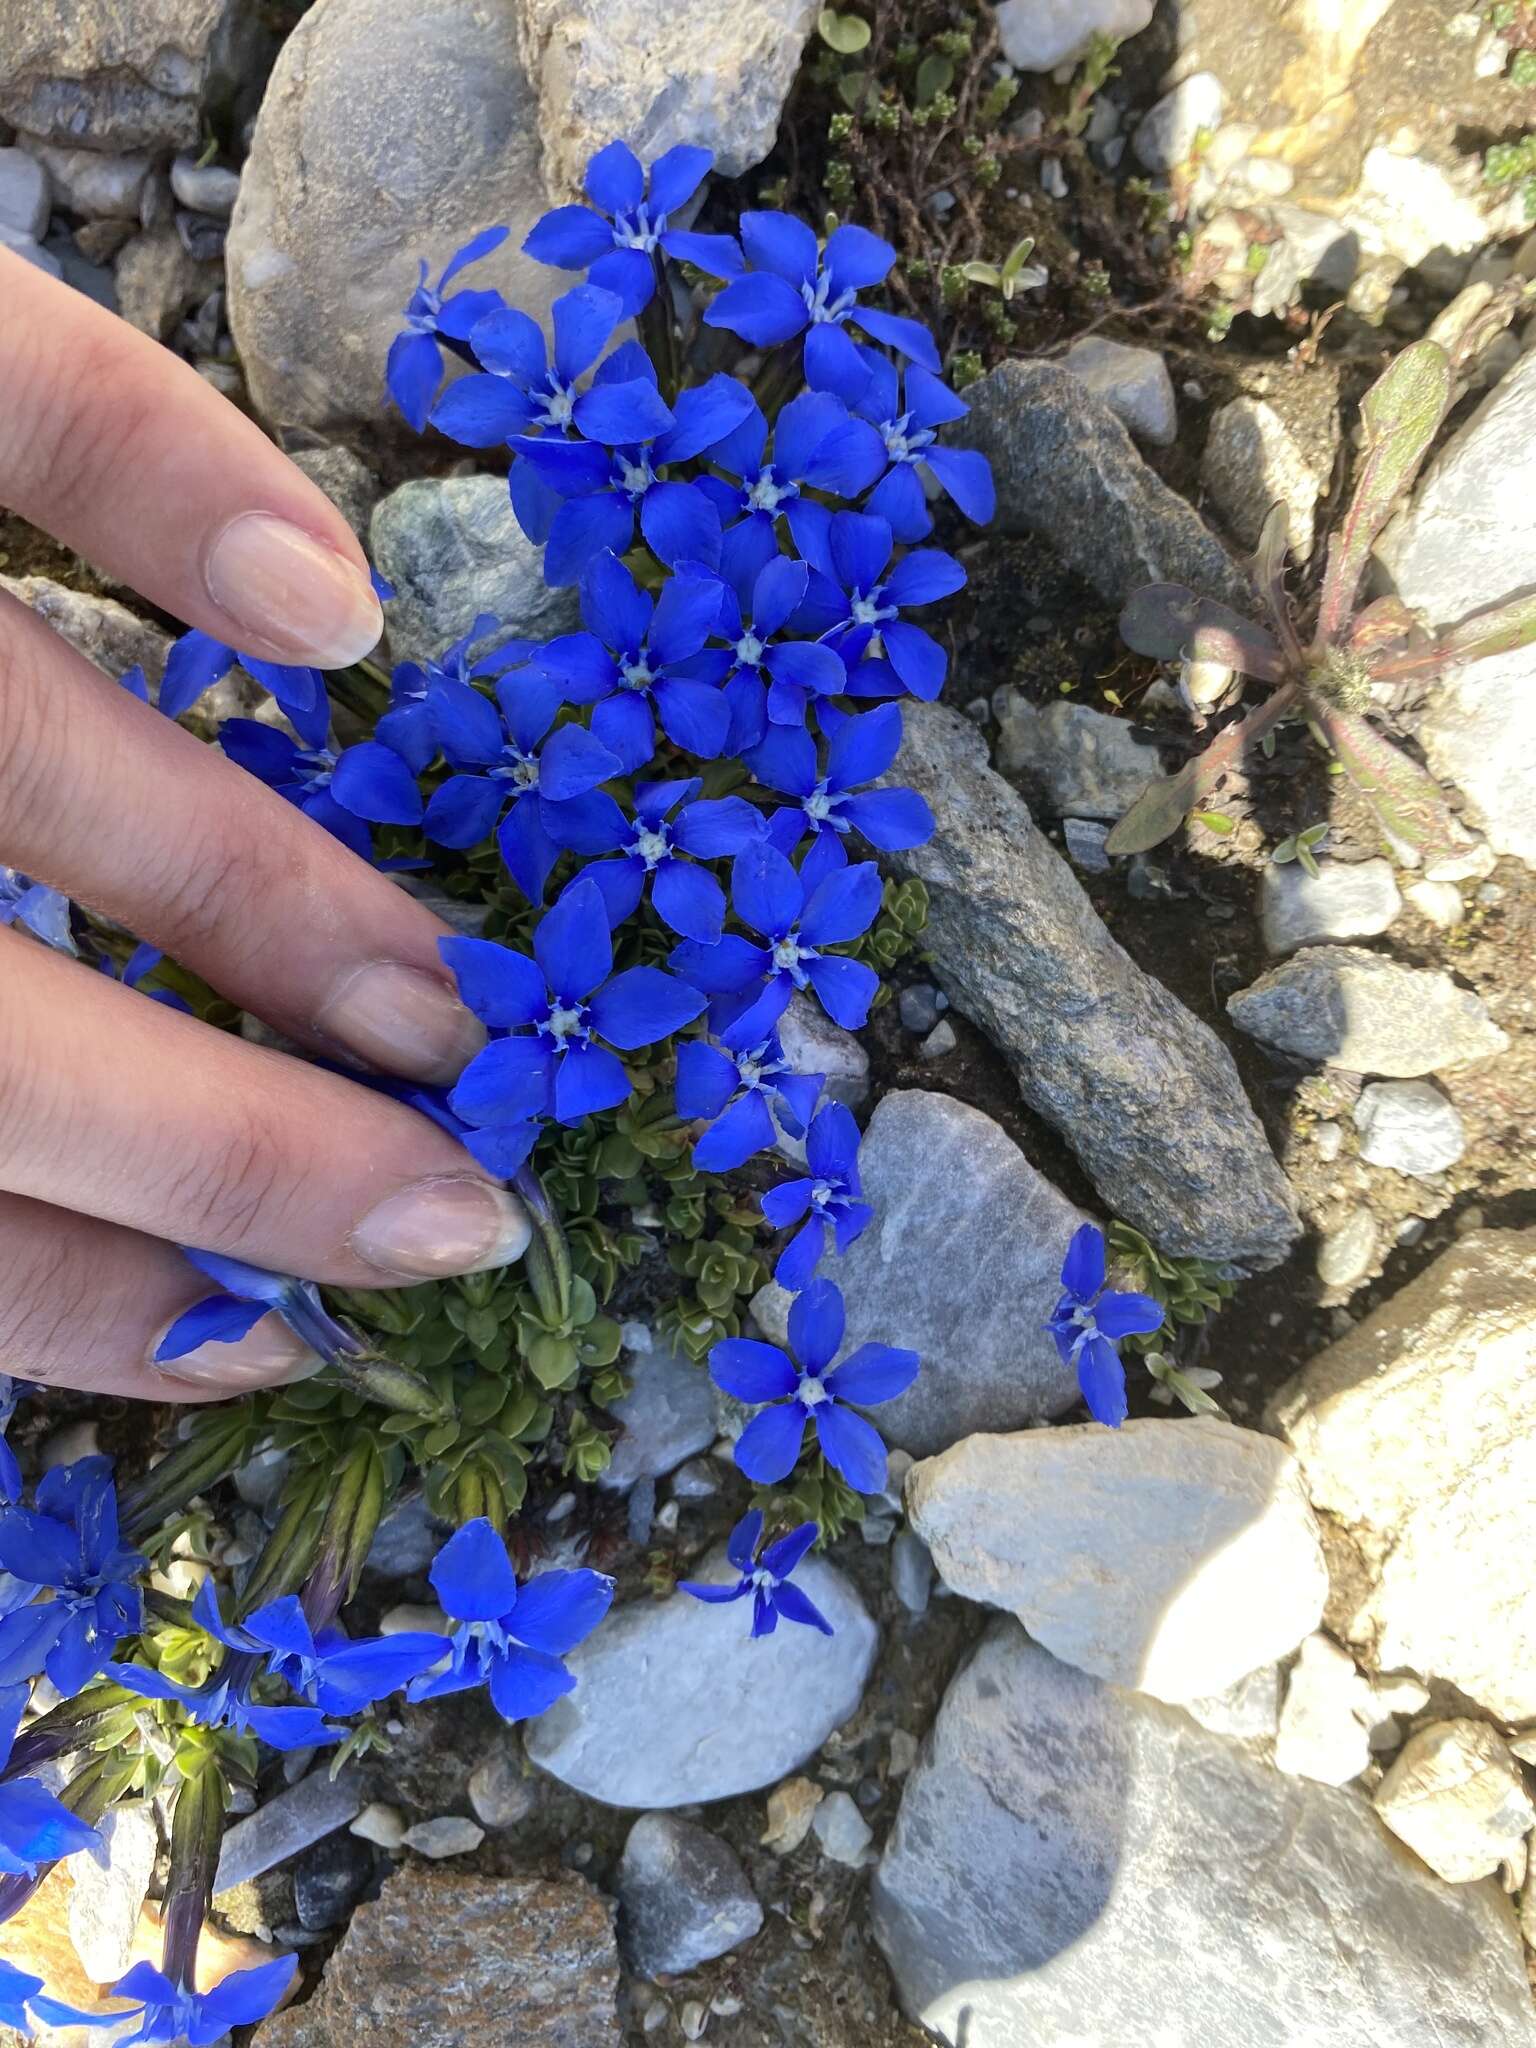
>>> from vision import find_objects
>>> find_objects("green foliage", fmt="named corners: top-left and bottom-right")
top-left (1271, 821), bottom-right (1329, 878)
top-left (1106, 1223), bottom-right (1237, 1354)
top-left (850, 875), bottom-right (929, 999)
top-left (817, 6), bottom-right (870, 54)
top-left (756, 1456), bottom-right (864, 1544)
top-left (1485, 132), bottom-right (1536, 218)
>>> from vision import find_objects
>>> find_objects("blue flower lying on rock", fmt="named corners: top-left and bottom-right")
top-left (1047, 1223), bottom-right (1165, 1428)
top-left (0, 1460), bottom-right (145, 1696)
top-left (679, 1510), bottom-right (833, 1638)
top-left (32, 1954), bottom-right (298, 2045)
top-left (0, 1683), bottom-right (99, 1877)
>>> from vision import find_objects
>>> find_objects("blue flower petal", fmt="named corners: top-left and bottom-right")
top-left (693, 1086), bottom-right (778, 1170)
top-left (711, 1338), bottom-right (800, 1405)
top-left (584, 139), bottom-right (646, 216)
top-left (648, 143), bottom-right (714, 215)
top-left (824, 1341), bottom-right (920, 1407)
top-left (523, 203), bottom-right (615, 270)
top-left (588, 964), bottom-right (705, 1049)
top-left (733, 1403), bottom-right (807, 1485)
top-left (814, 1401), bottom-right (889, 1493)
top-left (450, 1035), bottom-right (554, 1125)
top-left (1060, 1222), bottom-right (1106, 1300)
top-left (1078, 1333), bottom-right (1128, 1427)
top-left (509, 1568), bottom-right (614, 1655)
top-left (740, 210), bottom-right (819, 285)
top-left (550, 282), bottom-right (625, 382)
top-left (706, 272), bottom-right (807, 347)
top-left (429, 1517), bottom-right (519, 1623)
top-left (553, 1040), bottom-right (632, 1122)
top-left (439, 936), bottom-right (547, 1028)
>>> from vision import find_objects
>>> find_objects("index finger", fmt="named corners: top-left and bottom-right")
top-left (0, 249), bottom-right (383, 670)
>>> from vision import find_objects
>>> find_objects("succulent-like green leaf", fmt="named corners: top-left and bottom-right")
top-left (1105, 683), bottom-right (1302, 855)
top-left (1373, 588), bottom-right (1536, 681)
top-left (1118, 584), bottom-right (1286, 679)
top-left (817, 6), bottom-right (870, 53)
top-left (1305, 696), bottom-right (1464, 858)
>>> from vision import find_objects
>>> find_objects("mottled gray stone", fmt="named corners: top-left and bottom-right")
top-left (1354, 1079), bottom-right (1466, 1176)
top-left (1062, 337), bottom-right (1177, 447)
top-left (1202, 395), bottom-right (1320, 559)
top-left (993, 693), bottom-right (1162, 820)
top-left (0, 224), bottom-right (60, 275)
top-left (883, 703), bottom-right (1298, 1268)
top-left (114, 224), bottom-right (219, 338)
top-left (951, 360), bottom-right (1249, 609)
top-left (0, 574), bottom-right (170, 692)
top-left (289, 444), bottom-right (382, 542)
top-left (370, 475), bottom-right (578, 669)
top-left (170, 153), bottom-right (240, 216)
top-left (617, 1814), bottom-right (762, 1977)
top-left (1375, 1720), bottom-right (1536, 1885)
top-left (1228, 945), bottom-right (1508, 1075)
top-left (597, 1340), bottom-right (716, 1492)
top-left (811, 1791), bottom-right (873, 1867)
top-left (214, 1770), bottom-right (365, 1894)
top-left (23, 139), bottom-right (151, 220)
top-left (871, 1625), bottom-right (1536, 2048)
top-left (401, 1816), bottom-right (484, 1858)
top-left (0, 148), bottom-right (49, 240)
top-left (1315, 1206), bottom-right (1380, 1291)
top-left (365, 1493), bottom-right (448, 1577)
top-left (525, 1550), bottom-right (876, 1808)
top-left (1261, 858), bottom-right (1402, 953)
top-left (68, 1803), bottom-right (158, 1983)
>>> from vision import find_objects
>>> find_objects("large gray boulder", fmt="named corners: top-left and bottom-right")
top-left (883, 703), bottom-right (1299, 1269)
top-left (871, 1625), bottom-right (1536, 2048)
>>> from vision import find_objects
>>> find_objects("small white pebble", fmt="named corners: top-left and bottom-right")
top-left (351, 1802), bottom-right (406, 1850)
top-left (681, 1999), bottom-right (709, 2040)
top-left (401, 1816), bottom-right (485, 1858)
top-left (380, 1602), bottom-right (449, 1636)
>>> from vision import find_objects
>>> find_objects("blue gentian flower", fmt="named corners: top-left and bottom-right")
top-left (547, 777), bottom-right (761, 943)
top-left (0, 1380), bottom-right (22, 1505)
top-left (192, 1580), bottom-right (444, 1715)
top-left (0, 869), bottom-right (74, 955)
top-left (406, 1517), bottom-right (613, 1722)
top-left (678, 1510), bottom-right (831, 1638)
top-left (710, 1278), bottom-right (917, 1493)
top-left (523, 139), bottom-right (714, 315)
top-left (670, 212), bottom-right (940, 395)
top-left (219, 723), bottom-right (422, 862)
top-left (751, 703), bottom-right (933, 892)
top-left (376, 614), bottom-right (529, 774)
top-left (431, 283), bottom-right (656, 450)
top-left (758, 1102), bottom-right (873, 1291)
top-left (670, 842), bottom-right (882, 1038)
top-left (0, 1461), bottom-right (144, 1696)
top-left (533, 552), bottom-right (730, 769)
top-left (422, 667), bottom-right (622, 904)
top-left (796, 510), bottom-right (966, 703)
top-left (443, 880), bottom-right (707, 1161)
top-left (0, 1683), bottom-right (99, 1876)
top-left (847, 356), bottom-right (996, 542)
top-left (1047, 1223), bottom-right (1165, 1428)
top-left (155, 1248), bottom-right (355, 1367)
top-left (386, 223), bottom-right (511, 431)
top-left (0, 1959), bottom-right (44, 2032)
top-left (104, 1656), bottom-right (340, 1753)
top-left (693, 389), bottom-right (884, 561)
top-left (158, 630), bottom-right (331, 747)
top-left (675, 1015), bottom-right (824, 1171)
top-left (707, 549), bottom-right (848, 749)
top-left (32, 1954), bottom-right (298, 2044)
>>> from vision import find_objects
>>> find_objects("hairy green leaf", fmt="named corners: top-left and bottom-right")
top-left (1374, 588), bottom-right (1536, 680)
top-left (1305, 697), bottom-right (1463, 857)
top-left (1105, 683), bottom-right (1301, 855)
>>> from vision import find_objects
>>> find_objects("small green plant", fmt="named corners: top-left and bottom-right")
top-left (1106, 1223), bottom-right (1234, 1417)
top-left (961, 235), bottom-right (1048, 301)
top-left (1271, 822), bottom-right (1329, 878)
top-left (1485, 132), bottom-right (1536, 217)
top-left (816, 6), bottom-right (870, 54)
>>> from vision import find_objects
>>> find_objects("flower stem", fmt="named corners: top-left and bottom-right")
top-left (514, 1165), bottom-right (573, 1328)
top-left (162, 1754), bottom-right (227, 1992)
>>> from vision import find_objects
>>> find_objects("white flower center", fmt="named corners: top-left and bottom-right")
top-left (881, 412), bottom-right (934, 464)
top-left (616, 455), bottom-right (654, 500)
top-left (799, 1376), bottom-right (830, 1406)
top-left (800, 272), bottom-right (857, 325)
top-left (746, 471), bottom-right (792, 514)
top-left (546, 1002), bottom-right (588, 1042)
top-left (734, 631), bottom-right (765, 668)
top-left (540, 382), bottom-right (575, 428)
top-left (804, 786), bottom-right (836, 823)
top-left (772, 935), bottom-right (808, 973)
top-left (633, 824), bottom-right (670, 868)
top-left (619, 655), bottom-right (654, 691)
top-left (737, 1056), bottom-right (764, 1088)
top-left (810, 1179), bottom-right (835, 1207)
top-left (613, 205), bottom-right (660, 252)
top-left (850, 592), bottom-right (887, 628)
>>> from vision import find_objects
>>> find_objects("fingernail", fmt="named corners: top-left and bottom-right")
top-left (154, 1310), bottom-right (323, 1390)
top-left (351, 1176), bottom-right (531, 1279)
top-left (205, 511), bottom-right (383, 669)
top-left (316, 962), bottom-right (486, 1085)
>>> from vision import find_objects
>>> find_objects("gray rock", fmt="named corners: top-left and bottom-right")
top-left (22, 139), bottom-right (150, 220)
top-left (897, 984), bottom-right (945, 1034)
top-left (617, 1814), bottom-right (763, 1978)
top-left (951, 361), bottom-right (1249, 610)
top-left (0, 573), bottom-right (170, 691)
top-left (884, 703), bottom-right (1299, 1268)
top-left (906, 1418), bottom-right (1326, 1703)
top-left (1134, 71), bottom-right (1225, 171)
top-left (214, 1770), bottom-right (366, 1894)
top-left (290, 444), bottom-right (382, 543)
top-left (227, 0), bottom-right (561, 439)
top-left (597, 1340), bottom-right (716, 1492)
top-left (468, 1744), bottom-right (538, 1829)
top-left (1405, 877), bottom-right (1466, 929)
top-left (871, 1625), bottom-right (1536, 2048)
top-left (1062, 817), bottom-right (1112, 872)
top-left (170, 153), bottom-right (240, 216)
top-left (1260, 857), bottom-right (1402, 953)
top-left (762, 1090), bottom-right (1084, 1457)
top-left (1377, 352), bottom-right (1536, 866)
top-left (0, 0), bottom-right (267, 153)
top-left (1249, 204), bottom-right (1361, 319)
top-left (1273, 1632), bottom-right (1377, 1786)
top-left (890, 1528), bottom-right (934, 1616)
top-left (114, 224), bottom-right (220, 338)
top-left (774, 990), bottom-right (869, 1111)
top-left (1202, 395), bottom-right (1321, 559)
top-left (175, 205), bottom-right (226, 262)
top-left (993, 693), bottom-right (1163, 820)
top-left (994, 0), bottom-right (1153, 70)
top-left (43, 227), bottom-right (116, 305)
top-left (0, 225), bottom-right (60, 276)
top-left (1315, 1206), bottom-right (1380, 1292)
top-left (517, 0), bottom-right (816, 201)
top-left (401, 1816), bottom-right (485, 1858)
top-left (525, 1550), bottom-right (877, 1808)
top-left (1227, 945), bottom-right (1508, 1075)
top-left (68, 1803), bottom-right (158, 1984)
top-left (811, 1790), bottom-right (874, 1867)
top-left (1271, 1229), bottom-right (1536, 1721)
top-left (1375, 1720), bottom-right (1536, 1885)
top-left (1184, 1663), bottom-right (1282, 1747)
top-left (370, 476), bottom-right (578, 669)
top-left (918, 1019), bottom-right (956, 1060)
top-left (1354, 1079), bottom-right (1466, 1176)
top-left (0, 147), bottom-right (49, 240)
top-left (1062, 337), bottom-right (1177, 447)
top-left (366, 1493), bottom-right (448, 1578)
top-left (294, 1828), bottom-right (375, 1929)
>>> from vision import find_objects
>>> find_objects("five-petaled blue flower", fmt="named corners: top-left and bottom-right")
top-left (678, 1510), bottom-right (831, 1638)
top-left (192, 1579), bottom-right (445, 1715)
top-left (406, 1517), bottom-right (613, 1723)
top-left (0, 868), bottom-right (73, 955)
top-left (842, 354), bottom-right (995, 542)
top-left (707, 549), bottom-right (848, 748)
top-left (1047, 1223), bottom-right (1165, 1428)
top-left (549, 777), bottom-right (762, 944)
top-left (0, 1682), bottom-right (99, 1877)
top-left (376, 613), bottom-right (528, 774)
top-left (32, 1954), bottom-right (298, 2045)
top-left (711, 1278), bottom-right (918, 1494)
top-left (798, 510), bottom-right (966, 704)
top-left (220, 722), bottom-right (421, 863)
top-left (158, 630), bottom-right (332, 747)
top-left (443, 882), bottom-right (706, 1169)
top-left (155, 1247), bottom-right (355, 1367)
top-left (523, 139), bottom-right (714, 315)
top-left (386, 223), bottom-right (511, 431)
top-left (0, 1460), bottom-right (145, 1696)
top-left (759, 1102), bottom-right (873, 1292)
top-left (675, 1015), bottom-right (823, 1172)
top-left (104, 1655), bottom-right (340, 1753)
top-left (751, 702), bottom-right (933, 893)
top-left (693, 389), bottom-right (883, 561)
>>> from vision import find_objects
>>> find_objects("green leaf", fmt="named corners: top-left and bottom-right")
top-left (960, 260), bottom-right (1002, 288)
top-left (1191, 810), bottom-right (1236, 835)
top-left (1375, 589), bottom-right (1536, 681)
top-left (817, 7), bottom-right (870, 53)
top-left (1305, 696), bottom-right (1464, 859)
top-left (915, 53), bottom-right (954, 102)
top-left (1105, 683), bottom-right (1302, 856)
top-left (1000, 235), bottom-right (1036, 285)
top-left (1118, 584), bottom-right (1286, 680)
top-left (1349, 594), bottom-right (1420, 655)
top-left (526, 1332), bottom-right (580, 1390)
top-left (836, 68), bottom-right (868, 108)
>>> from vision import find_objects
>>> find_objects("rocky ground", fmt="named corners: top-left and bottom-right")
top-left (5, 0), bottom-right (1536, 2043)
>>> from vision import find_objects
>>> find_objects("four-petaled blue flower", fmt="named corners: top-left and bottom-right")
top-left (0, 868), bottom-right (74, 955)
top-left (678, 1510), bottom-right (831, 1638)
top-left (32, 1954), bottom-right (299, 2045)
top-left (0, 1682), bottom-right (99, 1877)
top-left (406, 1517), bottom-right (613, 1723)
top-left (219, 722), bottom-right (421, 863)
top-left (523, 139), bottom-right (714, 315)
top-left (443, 881), bottom-right (706, 1168)
top-left (751, 702), bottom-right (933, 893)
top-left (711, 1278), bottom-right (918, 1493)
top-left (1047, 1223), bottom-right (1166, 1428)
top-left (386, 224), bottom-right (511, 431)
top-left (192, 1580), bottom-right (445, 1715)
top-left (675, 1016), bottom-right (823, 1172)
top-left (0, 1460), bottom-right (145, 1696)
top-left (549, 777), bottom-right (762, 944)
top-left (155, 1247), bottom-right (356, 1367)
top-left (158, 630), bottom-right (332, 747)
top-left (759, 1103), bottom-right (873, 1291)
top-left (843, 354), bottom-right (996, 541)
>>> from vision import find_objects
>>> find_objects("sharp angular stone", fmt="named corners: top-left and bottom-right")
top-left (294, 1829), bottom-right (375, 1930)
top-left (1273, 1631), bottom-right (1376, 1785)
top-left (993, 693), bottom-right (1162, 820)
top-left (0, 574), bottom-right (169, 694)
top-left (1271, 1230), bottom-right (1536, 1720)
top-left (214, 1771), bottom-right (366, 1895)
top-left (906, 1419), bottom-right (1327, 1702)
top-left (1260, 858), bottom-right (1401, 953)
top-left (617, 1815), bottom-right (763, 1978)
top-left (525, 1551), bottom-right (877, 1808)
top-left (1202, 395), bottom-right (1321, 559)
top-left (596, 1339), bottom-right (717, 1492)
top-left (369, 476), bottom-right (578, 669)
top-left (883, 702), bottom-right (1299, 1268)
top-left (950, 360), bottom-right (1249, 610)
top-left (1062, 337), bottom-right (1177, 447)
top-left (811, 1791), bottom-right (874, 1867)
top-left (1354, 1078), bottom-right (1466, 1175)
top-left (1228, 945), bottom-right (1508, 1075)
top-left (871, 1625), bottom-right (1536, 2048)
top-left (1375, 1720), bottom-right (1536, 1885)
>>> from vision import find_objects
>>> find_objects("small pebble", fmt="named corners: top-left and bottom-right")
top-left (1040, 157), bottom-right (1068, 199)
top-left (1063, 817), bottom-right (1112, 873)
top-left (401, 1816), bottom-right (484, 1859)
top-left (670, 1458), bottom-right (718, 1500)
top-left (918, 1020), bottom-right (957, 1060)
top-left (812, 1790), bottom-right (875, 1867)
top-left (1312, 1121), bottom-right (1344, 1163)
top-left (898, 984), bottom-right (946, 1034)
top-left (681, 2000), bottom-right (709, 2041)
top-left (654, 1498), bottom-right (680, 1533)
top-left (1405, 879), bottom-right (1464, 929)
top-left (349, 1802), bottom-right (405, 1851)
top-left (546, 1491), bottom-right (576, 1524)
top-left (468, 1748), bottom-right (536, 1829)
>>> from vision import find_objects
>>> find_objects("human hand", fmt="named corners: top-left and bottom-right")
top-left (0, 250), bottom-right (529, 1403)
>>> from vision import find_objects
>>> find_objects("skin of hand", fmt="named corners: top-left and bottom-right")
top-left (0, 248), bottom-right (532, 1402)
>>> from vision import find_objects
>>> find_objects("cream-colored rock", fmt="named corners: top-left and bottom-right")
top-left (905, 1417), bottom-right (1327, 1703)
top-left (1274, 1632), bottom-right (1376, 1785)
top-left (1375, 1720), bottom-right (1535, 1885)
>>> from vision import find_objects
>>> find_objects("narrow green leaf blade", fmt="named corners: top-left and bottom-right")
top-left (1105, 684), bottom-right (1301, 855)
top-left (1307, 697), bottom-right (1463, 858)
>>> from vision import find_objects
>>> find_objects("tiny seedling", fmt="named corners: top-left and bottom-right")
top-left (1271, 822), bottom-right (1329, 878)
top-left (961, 235), bottom-right (1048, 300)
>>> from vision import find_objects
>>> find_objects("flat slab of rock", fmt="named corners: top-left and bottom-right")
top-left (884, 703), bottom-right (1298, 1268)
top-left (871, 1625), bottom-right (1536, 2048)
top-left (1270, 1229), bottom-right (1536, 1720)
top-left (260, 1868), bottom-right (620, 2046)
top-left (525, 1550), bottom-right (876, 1808)
top-left (1260, 859), bottom-right (1401, 953)
top-left (597, 1339), bottom-right (716, 1492)
top-left (906, 1418), bottom-right (1326, 1702)
top-left (1228, 945), bottom-right (1508, 1074)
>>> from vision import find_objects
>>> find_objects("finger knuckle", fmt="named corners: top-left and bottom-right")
top-left (1, 328), bottom-right (154, 532)
top-left (164, 1104), bottom-right (292, 1248)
